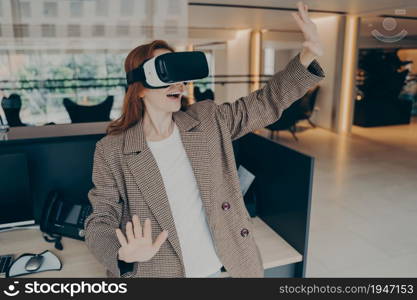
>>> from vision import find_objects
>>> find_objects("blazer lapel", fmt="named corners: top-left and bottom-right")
top-left (173, 111), bottom-right (215, 226)
top-left (122, 109), bottom-right (214, 268)
top-left (123, 119), bottom-right (184, 266)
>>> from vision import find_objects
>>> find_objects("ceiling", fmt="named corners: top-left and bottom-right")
top-left (188, 0), bottom-right (417, 15)
top-left (188, 0), bottom-right (417, 31)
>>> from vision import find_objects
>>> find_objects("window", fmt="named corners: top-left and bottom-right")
top-left (263, 48), bottom-right (275, 75)
top-left (96, 0), bottom-right (109, 17)
top-left (13, 24), bottom-right (29, 38)
top-left (43, 2), bottom-right (58, 17)
top-left (120, 0), bottom-right (134, 17)
top-left (42, 24), bottom-right (56, 37)
top-left (193, 51), bottom-right (215, 97)
top-left (70, 1), bottom-right (83, 17)
top-left (93, 25), bottom-right (105, 37)
top-left (67, 24), bottom-right (81, 37)
top-left (116, 24), bottom-right (129, 36)
top-left (20, 2), bottom-right (31, 18)
top-left (3, 51), bottom-right (127, 125)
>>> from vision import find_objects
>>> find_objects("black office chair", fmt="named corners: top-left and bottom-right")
top-left (266, 101), bottom-right (300, 141)
top-left (1, 94), bottom-right (27, 127)
top-left (295, 85), bottom-right (320, 128)
top-left (194, 86), bottom-right (201, 101)
top-left (202, 89), bottom-right (215, 101)
top-left (194, 87), bottom-right (215, 102)
top-left (266, 86), bottom-right (320, 141)
top-left (63, 96), bottom-right (114, 123)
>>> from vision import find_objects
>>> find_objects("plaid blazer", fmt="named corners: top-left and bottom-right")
top-left (84, 54), bottom-right (325, 278)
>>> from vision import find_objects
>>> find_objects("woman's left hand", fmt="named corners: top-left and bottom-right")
top-left (292, 1), bottom-right (324, 67)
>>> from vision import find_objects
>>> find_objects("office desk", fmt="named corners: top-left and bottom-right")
top-left (0, 217), bottom-right (301, 278)
top-left (0, 227), bottom-right (105, 278)
top-left (0, 122), bottom-right (108, 145)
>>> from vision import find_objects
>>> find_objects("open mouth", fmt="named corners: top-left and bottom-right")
top-left (166, 92), bottom-right (182, 100)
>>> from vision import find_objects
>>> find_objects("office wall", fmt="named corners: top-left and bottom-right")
top-left (311, 16), bottom-right (345, 131)
top-left (214, 29), bottom-right (251, 104)
top-left (213, 46), bottom-right (228, 104)
top-left (274, 49), bottom-right (292, 73)
top-left (274, 49), bottom-right (299, 72)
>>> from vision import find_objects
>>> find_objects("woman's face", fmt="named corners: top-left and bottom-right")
top-left (140, 48), bottom-right (186, 114)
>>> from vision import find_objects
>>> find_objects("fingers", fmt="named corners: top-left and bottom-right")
top-left (292, 11), bottom-right (304, 29)
top-left (125, 221), bottom-right (135, 243)
top-left (132, 214), bottom-right (142, 238)
top-left (115, 228), bottom-right (128, 247)
top-left (297, 2), bottom-right (309, 22)
top-left (153, 230), bottom-right (169, 251)
top-left (143, 218), bottom-right (152, 240)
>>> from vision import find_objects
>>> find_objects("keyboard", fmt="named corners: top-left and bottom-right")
top-left (0, 254), bottom-right (14, 276)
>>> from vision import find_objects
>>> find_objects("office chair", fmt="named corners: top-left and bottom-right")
top-left (202, 89), bottom-right (215, 101)
top-left (266, 86), bottom-right (320, 141)
top-left (194, 87), bottom-right (215, 102)
top-left (296, 86), bottom-right (320, 128)
top-left (266, 102), bottom-right (300, 141)
top-left (63, 96), bottom-right (114, 123)
top-left (1, 94), bottom-right (27, 127)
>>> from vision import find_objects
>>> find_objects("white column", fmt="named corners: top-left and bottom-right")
top-left (337, 15), bottom-right (360, 134)
top-left (249, 30), bottom-right (262, 92)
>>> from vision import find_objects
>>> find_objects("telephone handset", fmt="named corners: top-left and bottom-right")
top-left (40, 191), bottom-right (92, 250)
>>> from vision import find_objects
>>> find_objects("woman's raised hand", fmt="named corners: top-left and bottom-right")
top-left (115, 214), bottom-right (169, 263)
top-left (292, 1), bottom-right (324, 66)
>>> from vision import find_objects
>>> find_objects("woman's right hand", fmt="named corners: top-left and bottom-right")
top-left (115, 214), bottom-right (169, 263)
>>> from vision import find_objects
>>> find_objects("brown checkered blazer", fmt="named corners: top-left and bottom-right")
top-left (84, 54), bottom-right (325, 278)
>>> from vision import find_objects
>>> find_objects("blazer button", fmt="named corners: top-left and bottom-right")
top-left (221, 202), bottom-right (231, 210)
top-left (240, 228), bottom-right (249, 237)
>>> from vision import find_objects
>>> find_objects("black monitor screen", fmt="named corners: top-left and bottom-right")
top-left (0, 153), bottom-right (33, 227)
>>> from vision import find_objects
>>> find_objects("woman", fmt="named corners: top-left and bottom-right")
top-left (84, 2), bottom-right (325, 278)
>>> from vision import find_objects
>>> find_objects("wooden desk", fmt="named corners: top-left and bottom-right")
top-left (0, 227), bottom-right (106, 278)
top-left (0, 217), bottom-right (301, 278)
top-left (0, 122), bottom-right (108, 145)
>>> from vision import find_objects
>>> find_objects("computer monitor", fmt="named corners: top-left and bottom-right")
top-left (0, 153), bottom-right (34, 229)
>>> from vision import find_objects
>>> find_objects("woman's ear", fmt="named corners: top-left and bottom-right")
top-left (138, 90), bottom-right (145, 99)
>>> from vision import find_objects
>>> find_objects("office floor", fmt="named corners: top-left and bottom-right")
top-left (257, 116), bottom-right (417, 277)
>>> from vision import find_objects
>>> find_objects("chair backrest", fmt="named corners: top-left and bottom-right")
top-left (202, 89), bottom-right (215, 100)
top-left (266, 86), bottom-right (320, 131)
top-left (194, 86), bottom-right (203, 102)
top-left (298, 86), bottom-right (320, 118)
top-left (63, 96), bottom-right (114, 123)
top-left (1, 94), bottom-right (25, 127)
top-left (266, 99), bottom-right (301, 130)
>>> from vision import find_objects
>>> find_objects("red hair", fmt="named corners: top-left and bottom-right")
top-left (107, 40), bottom-right (188, 135)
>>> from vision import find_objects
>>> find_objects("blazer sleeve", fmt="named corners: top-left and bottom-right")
top-left (214, 53), bottom-right (325, 141)
top-left (84, 140), bottom-right (136, 278)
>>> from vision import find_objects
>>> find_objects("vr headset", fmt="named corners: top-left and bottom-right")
top-left (126, 51), bottom-right (209, 89)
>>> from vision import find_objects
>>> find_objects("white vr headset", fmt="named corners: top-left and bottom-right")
top-left (126, 51), bottom-right (209, 89)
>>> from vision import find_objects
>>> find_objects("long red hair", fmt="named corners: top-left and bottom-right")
top-left (107, 40), bottom-right (188, 135)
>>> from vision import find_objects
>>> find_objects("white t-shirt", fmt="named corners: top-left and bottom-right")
top-left (147, 123), bottom-right (223, 277)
